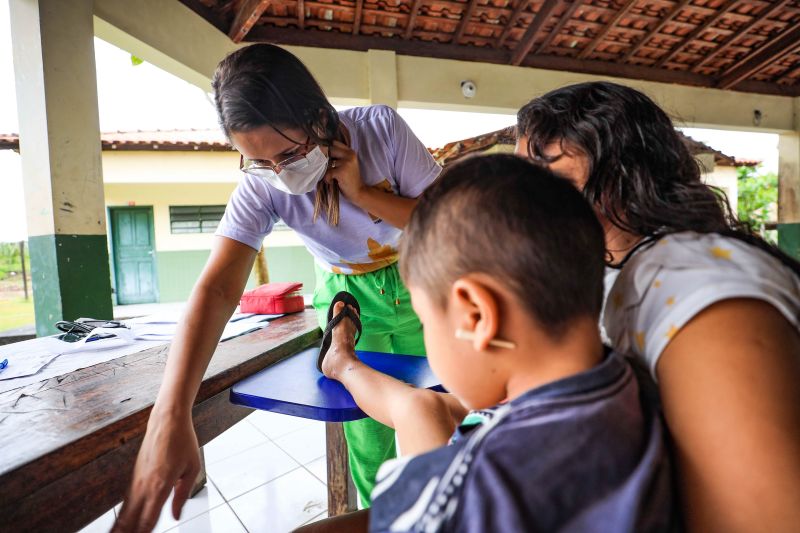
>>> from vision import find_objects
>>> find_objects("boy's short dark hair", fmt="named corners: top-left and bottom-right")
top-left (400, 154), bottom-right (605, 338)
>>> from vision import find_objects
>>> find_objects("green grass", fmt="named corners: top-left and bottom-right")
top-left (0, 297), bottom-right (35, 332)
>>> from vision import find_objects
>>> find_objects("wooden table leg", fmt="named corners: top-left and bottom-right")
top-left (326, 422), bottom-right (357, 516)
top-left (190, 447), bottom-right (207, 498)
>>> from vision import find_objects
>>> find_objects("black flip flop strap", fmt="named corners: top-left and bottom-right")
top-left (323, 307), bottom-right (362, 345)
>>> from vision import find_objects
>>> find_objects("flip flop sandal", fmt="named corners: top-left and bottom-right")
top-left (317, 291), bottom-right (363, 372)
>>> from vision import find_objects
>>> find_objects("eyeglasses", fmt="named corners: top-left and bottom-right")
top-left (239, 137), bottom-right (315, 177)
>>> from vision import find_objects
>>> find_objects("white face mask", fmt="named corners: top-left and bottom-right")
top-left (261, 146), bottom-right (328, 195)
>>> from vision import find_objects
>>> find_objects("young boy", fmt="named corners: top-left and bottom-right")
top-left (302, 154), bottom-right (674, 532)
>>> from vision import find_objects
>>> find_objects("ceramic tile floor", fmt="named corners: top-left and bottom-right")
top-left (79, 410), bottom-right (329, 533)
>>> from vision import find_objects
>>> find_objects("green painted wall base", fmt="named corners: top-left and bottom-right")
top-left (156, 246), bottom-right (316, 303)
top-left (778, 222), bottom-right (800, 261)
top-left (28, 235), bottom-right (114, 336)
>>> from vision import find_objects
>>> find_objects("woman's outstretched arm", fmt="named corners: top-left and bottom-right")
top-left (114, 237), bottom-right (257, 532)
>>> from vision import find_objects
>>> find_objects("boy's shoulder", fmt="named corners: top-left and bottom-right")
top-left (371, 353), bottom-right (676, 533)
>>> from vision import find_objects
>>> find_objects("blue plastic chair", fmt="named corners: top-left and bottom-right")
top-left (230, 346), bottom-right (442, 515)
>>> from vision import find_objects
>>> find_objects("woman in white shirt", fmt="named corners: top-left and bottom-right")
top-left (515, 81), bottom-right (800, 533)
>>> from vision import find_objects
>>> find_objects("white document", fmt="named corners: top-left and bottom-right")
top-left (0, 312), bottom-right (280, 394)
top-left (0, 334), bottom-right (166, 394)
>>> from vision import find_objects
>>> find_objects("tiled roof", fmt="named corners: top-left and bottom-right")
top-left (181, 0), bottom-right (800, 96)
top-left (0, 127), bottom-right (760, 167)
top-left (427, 125), bottom-right (757, 166)
top-left (0, 130), bottom-right (234, 152)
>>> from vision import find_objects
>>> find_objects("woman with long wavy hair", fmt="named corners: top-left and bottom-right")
top-left (516, 81), bottom-right (800, 532)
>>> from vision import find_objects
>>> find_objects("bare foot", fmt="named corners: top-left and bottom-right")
top-left (321, 301), bottom-right (361, 380)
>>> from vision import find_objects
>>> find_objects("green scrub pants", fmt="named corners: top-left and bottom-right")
top-left (312, 262), bottom-right (425, 507)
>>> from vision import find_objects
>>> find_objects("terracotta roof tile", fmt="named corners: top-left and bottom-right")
top-left (0, 130), bottom-right (233, 152)
top-left (182, 0), bottom-right (800, 96)
top-left (428, 126), bottom-right (757, 167)
top-left (0, 127), bottom-right (763, 169)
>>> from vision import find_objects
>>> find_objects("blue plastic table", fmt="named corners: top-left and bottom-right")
top-left (230, 346), bottom-right (442, 515)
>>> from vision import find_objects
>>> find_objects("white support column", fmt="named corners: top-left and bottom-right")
top-left (778, 100), bottom-right (800, 258)
top-left (367, 49), bottom-right (398, 109)
top-left (10, 0), bottom-right (112, 334)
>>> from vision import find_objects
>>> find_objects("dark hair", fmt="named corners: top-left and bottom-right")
top-left (400, 154), bottom-right (606, 338)
top-left (517, 81), bottom-right (800, 275)
top-left (212, 44), bottom-right (340, 224)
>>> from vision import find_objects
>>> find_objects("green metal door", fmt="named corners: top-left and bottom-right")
top-left (110, 207), bottom-right (158, 304)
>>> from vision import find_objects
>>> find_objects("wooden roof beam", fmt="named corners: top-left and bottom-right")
top-left (577, 0), bottom-right (638, 60)
top-left (453, 0), bottom-right (482, 44)
top-left (535, 0), bottom-right (581, 54)
top-left (228, 0), bottom-right (271, 42)
top-left (691, 0), bottom-right (792, 72)
top-left (353, 0), bottom-right (364, 35)
top-left (654, 0), bottom-right (741, 68)
top-left (404, 0), bottom-right (424, 39)
top-left (496, 0), bottom-right (532, 49)
top-left (716, 25), bottom-right (800, 89)
top-left (777, 59), bottom-right (800, 86)
top-left (622, 0), bottom-right (692, 63)
top-left (298, 0), bottom-right (305, 29)
top-left (244, 24), bottom-right (800, 96)
top-left (509, 0), bottom-right (561, 65)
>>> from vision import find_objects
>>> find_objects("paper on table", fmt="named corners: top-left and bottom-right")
top-left (130, 320), bottom-right (269, 342)
top-left (0, 334), bottom-right (166, 394)
top-left (0, 313), bottom-right (278, 394)
top-left (0, 327), bottom-right (138, 381)
top-left (129, 311), bottom-right (282, 325)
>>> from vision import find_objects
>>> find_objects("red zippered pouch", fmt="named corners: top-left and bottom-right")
top-left (239, 282), bottom-right (305, 314)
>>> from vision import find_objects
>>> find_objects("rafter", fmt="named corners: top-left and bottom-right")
top-left (691, 0), bottom-right (792, 72)
top-left (353, 0), bottom-right (364, 35)
top-left (298, 0), bottom-right (305, 29)
top-left (245, 24), bottom-right (800, 96)
top-left (577, 0), bottom-right (638, 60)
top-left (777, 59), bottom-right (800, 86)
top-left (716, 24), bottom-right (800, 89)
top-left (654, 0), bottom-right (742, 68)
top-left (535, 0), bottom-right (582, 54)
top-left (404, 0), bottom-right (424, 39)
top-left (509, 0), bottom-right (562, 65)
top-left (228, 0), bottom-right (271, 42)
top-left (453, 0), bottom-right (482, 44)
top-left (496, 0), bottom-right (533, 49)
top-left (622, 0), bottom-right (692, 63)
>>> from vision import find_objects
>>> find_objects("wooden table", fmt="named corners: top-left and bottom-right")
top-left (0, 310), bottom-right (321, 532)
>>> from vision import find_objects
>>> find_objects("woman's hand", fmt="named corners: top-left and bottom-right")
top-left (324, 140), bottom-right (419, 228)
top-left (113, 406), bottom-right (201, 532)
top-left (325, 141), bottom-right (367, 204)
top-left (112, 237), bottom-right (256, 532)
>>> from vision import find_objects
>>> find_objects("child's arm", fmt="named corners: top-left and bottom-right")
top-left (337, 360), bottom-right (464, 455)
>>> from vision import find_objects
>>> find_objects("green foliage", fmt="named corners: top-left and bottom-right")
top-left (130, 55), bottom-right (144, 66)
top-left (737, 166), bottom-right (778, 244)
top-left (0, 242), bottom-right (29, 281)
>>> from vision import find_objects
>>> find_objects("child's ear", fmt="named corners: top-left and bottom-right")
top-left (451, 277), bottom-right (500, 352)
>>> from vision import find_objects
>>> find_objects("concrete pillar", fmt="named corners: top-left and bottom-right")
top-left (778, 129), bottom-right (800, 259)
top-left (10, 0), bottom-right (113, 335)
top-left (367, 49), bottom-right (398, 109)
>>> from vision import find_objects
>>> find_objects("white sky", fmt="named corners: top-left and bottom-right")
top-left (0, 1), bottom-right (780, 242)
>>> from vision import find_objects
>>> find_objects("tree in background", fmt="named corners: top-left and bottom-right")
top-left (0, 242), bottom-right (26, 280)
top-left (737, 165), bottom-right (778, 244)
